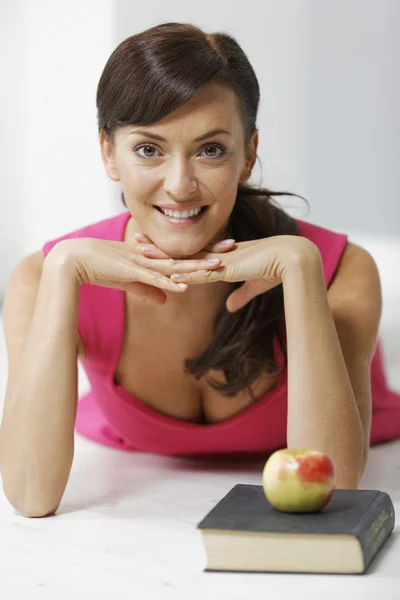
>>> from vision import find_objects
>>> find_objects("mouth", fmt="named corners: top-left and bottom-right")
top-left (154, 205), bottom-right (209, 227)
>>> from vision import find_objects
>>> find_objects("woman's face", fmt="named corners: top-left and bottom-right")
top-left (100, 82), bottom-right (258, 257)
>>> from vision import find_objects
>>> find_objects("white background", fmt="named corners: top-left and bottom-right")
top-left (2, 0), bottom-right (399, 295)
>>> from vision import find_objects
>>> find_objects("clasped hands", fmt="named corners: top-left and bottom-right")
top-left (133, 232), bottom-right (319, 312)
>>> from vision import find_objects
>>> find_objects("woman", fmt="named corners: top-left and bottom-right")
top-left (1, 22), bottom-right (399, 518)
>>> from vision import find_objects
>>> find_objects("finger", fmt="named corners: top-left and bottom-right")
top-left (226, 280), bottom-right (271, 312)
top-left (134, 265), bottom-right (188, 292)
top-left (136, 256), bottom-right (223, 275)
top-left (204, 239), bottom-right (236, 253)
top-left (140, 244), bottom-right (224, 260)
top-left (134, 233), bottom-right (152, 243)
top-left (123, 282), bottom-right (167, 304)
top-left (170, 269), bottom-right (222, 284)
top-left (139, 245), bottom-right (171, 259)
top-left (225, 284), bottom-right (252, 312)
top-left (138, 238), bottom-right (235, 259)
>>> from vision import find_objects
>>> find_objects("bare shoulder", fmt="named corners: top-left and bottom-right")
top-left (3, 250), bottom-right (85, 366)
top-left (328, 241), bottom-right (382, 304)
top-left (327, 241), bottom-right (382, 361)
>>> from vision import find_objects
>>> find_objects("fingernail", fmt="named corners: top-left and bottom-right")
top-left (206, 258), bottom-right (221, 265)
top-left (134, 233), bottom-right (147, 240)
top-left (220, 239), bottom-right (235, 245)
top-left (171, 273), bottom-right (185, 280)
top-left (176, 283), bottom-right (187, 290)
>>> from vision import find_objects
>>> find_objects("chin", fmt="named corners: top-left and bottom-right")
top-left (153, 234), bottom-right (211, 258)
top-left (162, 243), bottom-right (205, 258)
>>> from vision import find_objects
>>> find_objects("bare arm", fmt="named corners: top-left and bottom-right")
top-left (283, 246), bottom-right (381, 488)
top-left (0, 235), bottom-right (224, 517)
top-left (0, 248), bottom-right (82, 517)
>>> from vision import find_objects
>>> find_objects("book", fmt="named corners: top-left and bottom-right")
top-left (197, 484), bottom-right (395, 574)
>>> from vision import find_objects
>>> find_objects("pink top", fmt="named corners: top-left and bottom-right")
top-left (43, 211), bottom-right (400, 457)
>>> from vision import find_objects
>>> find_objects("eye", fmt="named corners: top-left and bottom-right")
top-left (133, 144), bottom-right (160, 159)
top-left (132, 142), bottom-right (227, 160)
top-left (200, 144), bottom-right (227, 159)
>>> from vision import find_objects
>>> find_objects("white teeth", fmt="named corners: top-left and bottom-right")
top-left (160, 207), bottom-right (203, 218)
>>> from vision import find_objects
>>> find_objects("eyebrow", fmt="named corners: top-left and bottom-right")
top-left (128, 128), bottom-right (232, 142)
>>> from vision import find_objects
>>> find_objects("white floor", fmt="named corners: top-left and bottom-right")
top-left (0, 231), bottom-right (400, 599)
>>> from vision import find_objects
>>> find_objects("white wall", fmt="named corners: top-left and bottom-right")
top-left (0, 2), bottom-right (25, 296)
top-left (0, 0), bottom-right (118, 293)
top-left (305, 0), bottom-right (400, 237)
top-left (116, 0), bottom-right (400, 237)
top-left (1, 0), bottom-right (399, 298)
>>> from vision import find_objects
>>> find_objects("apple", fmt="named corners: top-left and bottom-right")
top-left (262, 448), bottom-right (336, 513)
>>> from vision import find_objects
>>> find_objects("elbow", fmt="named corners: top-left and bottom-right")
top-left (23, 507), bottom-right (59, 519)
top-left (0, 448), bottom-right (68, 518)
top-left (5, 489), bottom-right (60, 518)
top-left (18, 497), bottom-right (60, 518)
top-left (335, 476), bottom-right (360, 490)
top-left (1, 476), bottom-right (61, 518)
top-left (336, 448), bottom-right (368, 490)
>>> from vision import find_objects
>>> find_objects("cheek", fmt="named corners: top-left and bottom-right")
top-left (129, 167), bottom-right (158, 186)
top-left (121, 169), bottom-right (160, 205)
top-left (205, 167), bottom-right (240, 201)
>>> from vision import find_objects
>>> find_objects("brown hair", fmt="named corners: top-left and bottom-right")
top-left (96, 22), bottom-right (308, 397)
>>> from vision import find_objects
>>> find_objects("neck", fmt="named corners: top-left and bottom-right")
top-left (163, 280), bottom-right (231, 314)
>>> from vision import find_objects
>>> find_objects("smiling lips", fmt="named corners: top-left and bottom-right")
top-left (154, 204), bottom-right (209, 227)
top-left (155, 205), bottom-right (208, 220)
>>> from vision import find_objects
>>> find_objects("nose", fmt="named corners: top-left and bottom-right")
top-left (164, 156), bottom-right (198, 201)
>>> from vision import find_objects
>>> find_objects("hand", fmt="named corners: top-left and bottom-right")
top-left (46, 237), bottom-right (227, 305)
top-left (138, 235), bottom-right (319, 311)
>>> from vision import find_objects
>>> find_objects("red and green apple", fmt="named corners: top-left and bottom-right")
top-left (262, 448), bottom-right (336, 513)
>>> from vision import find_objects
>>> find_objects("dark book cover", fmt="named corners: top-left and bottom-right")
top-left (197, 484), bottom-right (395, 572)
